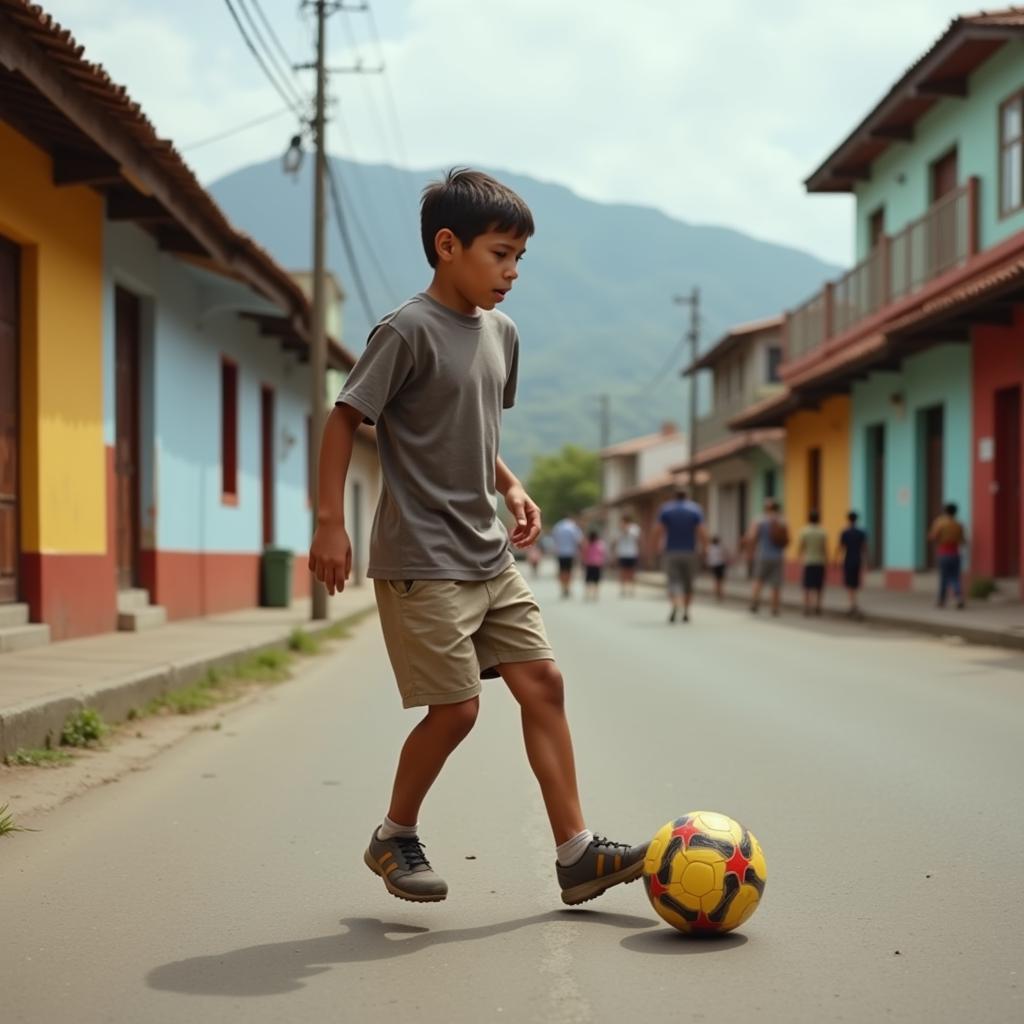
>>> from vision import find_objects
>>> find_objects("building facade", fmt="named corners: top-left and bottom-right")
top-left (682, 317), bottom-right (785, 555)
top-left (0, 1), bottom-right (376, 645)
top-left (734, 10), bottom-right (1024, 596)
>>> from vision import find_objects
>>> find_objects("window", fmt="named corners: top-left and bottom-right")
top-left (221, 358), bottom-right (238, 502)
top-left (1000, 92), bottom-right (1023, 217)
top-left (868, 207), bottom-right (885, 249)
top-left (763, 468), bottom-right (776, 499)
top-left (766, 346), bottom-right (782, 383)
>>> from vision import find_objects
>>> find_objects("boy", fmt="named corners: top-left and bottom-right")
top-left (308, 169), bottom-right (646, 906)
top-left (797, 510), bottom-right (828, 616)
top-left (837, 511), bottom-right (868, 619)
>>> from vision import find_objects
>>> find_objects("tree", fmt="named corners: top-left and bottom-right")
top-left (525, 444), bottom-right (600, 526)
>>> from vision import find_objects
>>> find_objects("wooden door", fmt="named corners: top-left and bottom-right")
top-left (807, 447), bottom-right (822, 518)
top-left (868, 424), bottom-right (886, 567)
top-left (994, 385), bottom-right (1022, 577)
top-left (923, 406), bottom-right (944, 570)
top-left (0, 236), bottom-right (19, 603)
top-left (931, 149), bottom-right (959, 201)
top-left (260, 386), bottom-right (275, 547)
top-left (930, 149), bottom-right (959, 277)
top-left (114, 288), bottom-right (141, 590)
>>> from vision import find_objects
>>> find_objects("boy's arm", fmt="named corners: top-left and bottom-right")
top-left (496, 456), bottom-right (541, 547)
top-left (308, 403), bottom-right (364, 594)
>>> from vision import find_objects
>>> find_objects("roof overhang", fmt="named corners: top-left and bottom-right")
top-left (806, 16), bottom-right (1024, 193)
top-left (0, 2), bottom-right (353, 367)
top-left (682, 316), bottom-right (783, 376)
top-left (681, 429), bottom-right (785, 470)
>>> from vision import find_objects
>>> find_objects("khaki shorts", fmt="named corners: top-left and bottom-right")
top-left (373, 562), bottom-right (554, 708)
top-left (664, 551), bottom-right (698, 596)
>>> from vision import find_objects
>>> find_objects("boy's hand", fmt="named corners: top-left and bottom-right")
top-left (504, 486), bottom-right (542, 548)
top-left (308, 520), bottom-right (352, 595)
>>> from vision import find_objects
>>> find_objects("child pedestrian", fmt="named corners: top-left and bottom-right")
top-left (837, 511), bottom-right (868, 619)
top-left (706, 535), bottom-right (727, 601)
top-left (308, 169), bottom-right (646, 907)
top-left (614, 514), bottom-right (641, 597)
top-left (797, 510), bottom-right (828, 616)
top-left (582, 529), bottom-right (607, 601)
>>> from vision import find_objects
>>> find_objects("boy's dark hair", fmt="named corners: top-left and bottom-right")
top-left (674, 489), bottom-right (689, 501)
top-left (944, 502), bottom-right (958, 516)
top-left (848, 511), bottom-right (859, 523)
top-left (420, 168), bottom-right (534, 268)
top-left (809, 509), bottom-right (820, 524)
top-left (588, 530), bottom-right (599, 543)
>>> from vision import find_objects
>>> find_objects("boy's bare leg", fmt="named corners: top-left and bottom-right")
top-left (387, 698), bottom-right (480, 825)
top-left (498, 659), bottom-right (584, 845)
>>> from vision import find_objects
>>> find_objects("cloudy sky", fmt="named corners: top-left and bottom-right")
top-left (39, 0), bottom-right (974, 265)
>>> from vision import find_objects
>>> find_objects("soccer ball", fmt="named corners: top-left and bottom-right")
top-left (643, 811), bottom-right (767, 934)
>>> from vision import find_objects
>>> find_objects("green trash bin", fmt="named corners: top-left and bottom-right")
top-left (261, 547), bottom-right (294, 608)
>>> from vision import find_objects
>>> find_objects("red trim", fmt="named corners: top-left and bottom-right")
top-left (884, 569), bottom-right (914, 591)
top-left (143, 550), bottom-right (259, 620)
top-left (21, 552), bottom-right (118, 640)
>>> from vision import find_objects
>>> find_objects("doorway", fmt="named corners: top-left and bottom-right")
top-left (929, 148), bottom-right (960, 277)
top-left (0, 236), bottom-right (19, 604)
top-left (994, 385), bottom-right (1021, 577)
top-left (807, 447), bottom-right (822, 519)
top-left (260, 386), bottom-right (275, 547)
top-left (115, 287), bottom-right (141, 590)
top-left (921, 405), bottom-right (944, 569)
top-left (867, 423), bottom-right (886, 568)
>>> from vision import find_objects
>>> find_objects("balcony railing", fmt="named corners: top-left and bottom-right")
top-left (785, 177), bottom-right (978, 363)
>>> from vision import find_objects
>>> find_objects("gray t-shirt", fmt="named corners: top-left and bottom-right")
top-left (337, 292), bottom-right (519, 580)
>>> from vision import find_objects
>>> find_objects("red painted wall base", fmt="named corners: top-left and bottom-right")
top-left (21, 552), bottom-right (118, 640)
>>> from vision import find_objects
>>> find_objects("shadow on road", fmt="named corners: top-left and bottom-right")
top-left (620, 929), bottom-right (748, 955)
top-left (147, 909), bottom-right (657, 997)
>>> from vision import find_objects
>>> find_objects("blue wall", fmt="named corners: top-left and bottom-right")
top-left (104, 223), bottom-right (313, 558)
top-left (850, 345), bottom-right (971, 570)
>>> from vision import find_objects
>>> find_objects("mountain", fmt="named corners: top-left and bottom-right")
top-left (209, 158), bottom-right (841, 476)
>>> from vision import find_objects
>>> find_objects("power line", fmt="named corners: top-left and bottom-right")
top-left (249, 0), bottom-right (308, 100)
top-left (236, 0), bottom-right (307, 109)
top-left (181, 106), bottom-right (295, 150)
top-left (325, 159), bottom-right (378, 326)
top-left (365, 2), bottom-right (412, 172)
top-left (327, 159), bottom-right (400, 307)
top-left (222, 0), bottom-right (305, 116)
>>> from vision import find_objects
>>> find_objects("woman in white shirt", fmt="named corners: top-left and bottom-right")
top-left (614, 514), bottom-right (642, 596)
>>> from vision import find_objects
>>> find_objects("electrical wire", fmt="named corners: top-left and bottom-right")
top-left (325, 159), bottom-right (378, 327)
top-left (249, 0), bottom-right (307, 98)
top-left (222, 0), bottom-right (305, 116)
top-left (236, 0), bottom-right (308, 109)
top-left (181, 106), bottom-right (295, 150)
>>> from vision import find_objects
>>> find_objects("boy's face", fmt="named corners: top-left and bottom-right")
top-left (441, 227), bottom-right (528, 311)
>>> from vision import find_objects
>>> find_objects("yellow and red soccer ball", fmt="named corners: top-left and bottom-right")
top-left (643, 811), bottom-right (767, 934)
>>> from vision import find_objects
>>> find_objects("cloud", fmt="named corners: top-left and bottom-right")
top-left (36, 0), bottom-right (972, 264)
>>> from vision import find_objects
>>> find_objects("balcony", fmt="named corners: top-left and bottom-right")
top-left (785, 177), bottom-right (979, 364)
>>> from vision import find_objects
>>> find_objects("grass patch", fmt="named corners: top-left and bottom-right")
top-left (146, 667), bottom-right (239, 716)
top-left (61, 708), bottom-right (107, 748)
top-left (232, 647), bottom-right (293, 682)
top-left (320, 606), bottom-right (376, 642)
top-left (0, 803), bottom-right (37, 837)
top-left (969, 576), bottom-right (998, 600)
top-left (5, 747), bottom-right (73, 768)
top-left (287, 627), bottom-right (322, 655)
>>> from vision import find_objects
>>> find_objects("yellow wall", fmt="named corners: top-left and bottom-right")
top-left (0, 122), bottom-right (105, 553)
top-left (783, 395), bottom-right (851, 547)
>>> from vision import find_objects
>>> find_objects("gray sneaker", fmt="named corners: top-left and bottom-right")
top-left (557, 835), bottom-right (648, 906)
top-left (364, 829), bottom-right (448, 903)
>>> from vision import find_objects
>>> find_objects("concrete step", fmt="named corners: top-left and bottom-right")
top-left (0, 622), bottom-right (51, 653)
top-left (0, 603), bottom-right (30, 628)
top-left (117, 605), bottom-right (167, 632)
top-left (117, 588), bottom-right (152, 613)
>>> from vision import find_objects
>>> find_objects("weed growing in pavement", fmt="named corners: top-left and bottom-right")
top-left (0, 803), bottom-right (37, 837)
top-left (288, 627), bottom-right (322, 655)
top-left (232, 648), bottom-right (292, 682)
top-left (61, 708), bottom-right (107, 747)
top-left (5, 747), bottom-right (73, 767)
top-left (321, 607), bottom-right (377, 642)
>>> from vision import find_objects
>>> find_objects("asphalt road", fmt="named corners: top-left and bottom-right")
top-left (2, 569), bottom-right (1023, 1023)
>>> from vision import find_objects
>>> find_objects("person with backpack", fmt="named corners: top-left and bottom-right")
top-left (746, 498), bottom-right (789, 616)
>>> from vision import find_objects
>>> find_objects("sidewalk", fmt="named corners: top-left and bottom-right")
top-left (637, 570), bottom-right (1024, 650)
top-left (0, 587), bottom-right (378, 760)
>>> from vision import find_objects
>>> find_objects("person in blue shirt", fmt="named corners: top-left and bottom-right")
top-left (550, 514), bottom-right (584, 598)
top-left (654, 489), bottom-right (707, 623)
top-left (837, 511), bottom-right (869, 619)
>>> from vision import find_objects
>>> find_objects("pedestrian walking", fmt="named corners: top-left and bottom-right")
top-left (706, 535), bottom-right (727, 601)
top-left (614, 514), bottom-right (641, 597)
top-left (582, 530), bottom-right (607, 601)
top-left (309, 169), bottom-right (645, 907)
top-left (837, 511), bottom-right (869, 618)
top-left (929, 502), bottom-right (967, 609)
top-left (797, 510), bottom-right (828, 616)
top-left (746, 498), bottom-right (789, 616)
top-left (526, 540), bottom-right (543, 578)
top-left (551, 514), bottom-right (584, 598)
top-left (655, 488), bottom-right (707, 623)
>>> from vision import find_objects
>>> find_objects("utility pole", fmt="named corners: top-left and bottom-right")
top-left (598, 393), bottom-right (611, 450)
top-left (309, 0), bottom-right (329, 621)
top-left (673, 288), bottom-right (700, 483)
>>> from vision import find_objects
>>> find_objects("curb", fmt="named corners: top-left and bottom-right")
top-left (0, 602), bottom-right (377, 761)
top-left (636, 575), bottom-right (1024, 653)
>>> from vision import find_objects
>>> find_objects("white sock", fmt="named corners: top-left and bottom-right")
top-left (556, 829), bottom-right (593, 866)
top-left (377, 814), bottom-right (418, 840)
